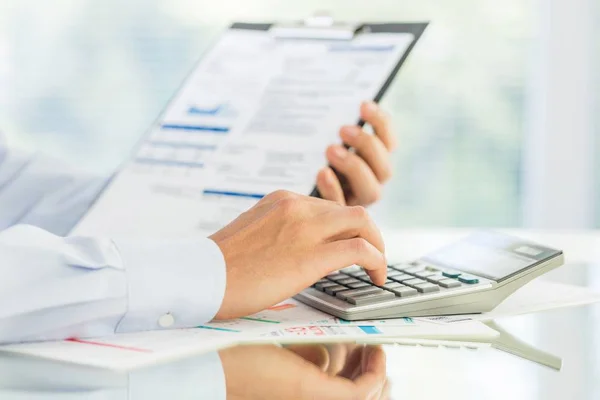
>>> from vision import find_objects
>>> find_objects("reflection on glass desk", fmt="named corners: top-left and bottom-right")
top-left (1, 301), bottom-right (599, 399)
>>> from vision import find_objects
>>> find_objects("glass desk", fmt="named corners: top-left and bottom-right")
top-left (1, 269), bottom-right (598, 399)
top-left (2, 226), bottom-right (599, 399)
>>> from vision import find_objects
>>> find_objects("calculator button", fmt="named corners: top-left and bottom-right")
top-left (327, 273), bottom-right (347, 282)
top-left (425, 265), bottom-right (439, 272)
top-left (337, 277), bottom-right (361, 285)
top-left (388, 263), bottom-right (408, 270)
top-left (415, 283), bottom-right (440, 293)
top-left (401, 266), bottom-right (424, 274)
top-left (383, 282), bottom-right (403, 290)
top-left (425, 275), bottom-right (446, 284)
top-left (442, 270), bottom-right (462, 279)
top-left (389, 286), bottom-right (418, 297)
top-left (389, 274), bottom-right (413, 283)
top-left (346, 290), bottom-right (395, 305)
top-left (386, 270), bottom-right (404, 278)
top-left (336, 286), bottom-right (380, 300)
top-left (347, 270), bottom-right (369, 278)
top-left (347, 282), bottom-right (370, 289)
top-left (314, 279), bottom-right (330, 287)
top-left (439, 279), bottom-right (462, 288)
top-left (325, 285), bottom-right (351, 295)
top-left (415, 271), bottom-right (437, 279)
top-left (458, 275), bottom-right (480, 284)
top-left (403, 278), bottom-right (427, 286)
top-left (315, 282), bottom-right (340, 291)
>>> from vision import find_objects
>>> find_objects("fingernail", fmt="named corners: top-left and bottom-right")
top-left (332, 146), bottom-right (348, 160)
top-left (341, 125), bottom-right (359, 137)
top-left (322, 168), bottom-right (334, 184)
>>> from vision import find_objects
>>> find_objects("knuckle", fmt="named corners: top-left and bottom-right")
top-left (268, 190), bottom-right (295, 202)
top-left (349, 205), bottom-right (369, 221)
top-left (277, 197), bottom-right (302, 216)
top-left (347, 237), bottom-right (369, 255)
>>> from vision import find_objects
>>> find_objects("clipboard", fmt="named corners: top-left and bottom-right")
top-left (71, 16), bottom-right (428, 237)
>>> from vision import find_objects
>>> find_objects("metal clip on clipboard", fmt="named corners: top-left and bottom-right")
top-left (270, 12), bottom-right (363, 40)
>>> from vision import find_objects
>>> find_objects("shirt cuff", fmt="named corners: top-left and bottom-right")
top-left (112, 237), bottom-right (226, 333)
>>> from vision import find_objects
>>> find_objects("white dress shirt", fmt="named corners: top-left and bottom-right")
top-left (0, 140), bottom-right (227, 344)
top-left (0, 350), bottom-right (226, 399)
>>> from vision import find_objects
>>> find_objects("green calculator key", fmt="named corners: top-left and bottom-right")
top-left (442, 270), bottom-right (461, 279)
top-left (458, 275), bottom-right (479, 284)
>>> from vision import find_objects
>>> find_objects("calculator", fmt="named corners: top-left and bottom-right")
top-left (294, 231), bottom-right (564, 320)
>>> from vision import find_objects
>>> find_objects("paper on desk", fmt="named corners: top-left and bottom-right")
top-left (202, 298), bottom-right (416, 332)
top-left (0, 301), bottom-right (498, 371)
top-left (417, 280), bottom-right (600, 325)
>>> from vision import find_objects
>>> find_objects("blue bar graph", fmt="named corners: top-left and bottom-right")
top-left (135, 158), bottom-right (204, 169)
top-left (161, 124), bottom-right (230, 133)
top-left (188, 105), bottom-right (222, 116)
top-left (203, 189), bottom-right (266, 200)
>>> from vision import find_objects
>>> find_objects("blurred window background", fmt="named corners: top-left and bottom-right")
top-left (0, 0), bottom-right (597, 229)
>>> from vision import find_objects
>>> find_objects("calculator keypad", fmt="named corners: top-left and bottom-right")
top-left (312, 262), bottom-right (484, 306)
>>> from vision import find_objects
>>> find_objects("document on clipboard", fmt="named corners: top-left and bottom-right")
top-left (72, 18), bottom-right (427, 237)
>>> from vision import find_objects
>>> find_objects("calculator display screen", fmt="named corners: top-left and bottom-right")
top-left (421, 232), bottom-right (563, 282)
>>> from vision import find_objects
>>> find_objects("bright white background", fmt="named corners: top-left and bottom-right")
top-left (0, 0), bottom-right (597, 229)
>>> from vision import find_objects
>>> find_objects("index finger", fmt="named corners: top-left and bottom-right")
top-left (315, 205), bottom-right (385, 254)
top-left (360, 101), bottom-right (396, 151)
top-left (317, 239), bottom-right (387, 285)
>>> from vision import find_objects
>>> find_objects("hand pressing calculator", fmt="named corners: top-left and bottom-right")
top-left (295, 231), bottom-right (564, 320)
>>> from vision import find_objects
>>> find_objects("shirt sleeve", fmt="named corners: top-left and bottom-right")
top-left (0, 147), bottom-right (107, 236)
top-left (0, 350), bottom-right (226, 400)
top-left (0, 224), bottom-right (226, 344)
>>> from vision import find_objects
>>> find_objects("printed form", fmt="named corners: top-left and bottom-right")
top-left (72, 29), bottom-right (414, 237)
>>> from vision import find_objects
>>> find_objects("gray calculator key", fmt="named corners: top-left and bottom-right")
top-left (439, 279), bottom-right (462, 288)
top-left (425, 275), bottom-right (446, 284)
top-left (415, 283), bottom-right (440, 293)
top-left (347, 282), bottom-right (370, 289)
top-left (389, 286), bottom-right (418, 297)
top-left (403, 278), bottom-right (427, 286)
top-left (415, 271), bottom-right (437, 279)
top-left (389, 274), bottom-right (413, 283)
top-left (401, 266), bottom-right (424, 274)
top-left (348, 269), bottom-right (369, 278)
top-left (386, 270), bottom-right (404, 278)
top-left (383, 282), bottom-right (403, 290)
top-left (389, 264), bottom-right (408, 271)
top-left (346, 290), bottom-right (395, 305)
top-left (314, 279), bottom-right (330, 286)
top-left (337, 277), bottom-right (360, 285)
top-left (315, 282), bottom-right (340, 291)
top-left (336, 286), bottom-right (380, 300)
top-left (325, 285), bottom-right (350, 295)
top-left (327, 273), bottom-right (347, 282)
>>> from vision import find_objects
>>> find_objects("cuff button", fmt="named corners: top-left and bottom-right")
top-left (158, 313), bottom-right (175, 328)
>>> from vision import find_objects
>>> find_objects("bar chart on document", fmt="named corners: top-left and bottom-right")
top-left (71, 27), bottom-right (415, 238)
